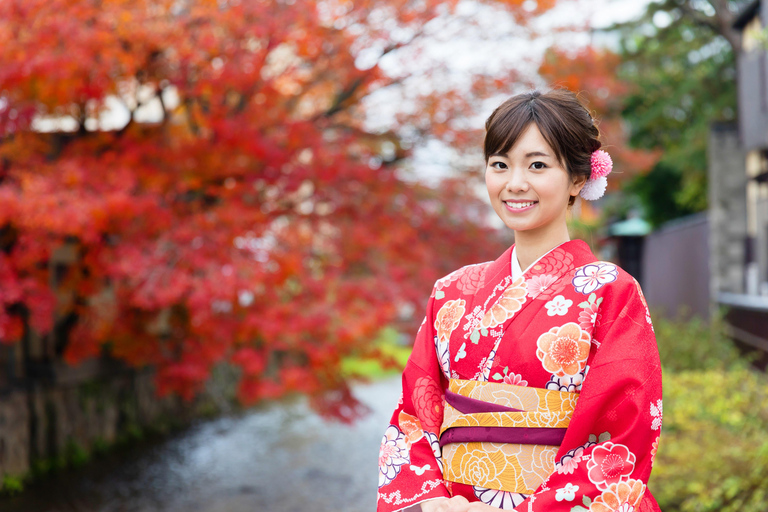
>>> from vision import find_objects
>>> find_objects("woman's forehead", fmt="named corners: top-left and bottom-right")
top-left (493, 124), bottom-right (556, 158)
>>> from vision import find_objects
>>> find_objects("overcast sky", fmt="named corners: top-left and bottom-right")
top-left (363, 0), bottom-right (654, 185)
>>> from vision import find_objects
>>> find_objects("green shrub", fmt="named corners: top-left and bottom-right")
top-left (341, 326), bottom-right (411, 379)
top-left (1, 475), bottom-right (24, 496)
top-left (653, 308), bottom-right (747, 372)
top-left (63, 439), bottom-right (90, 468)
top-left (651, 368), bottom-right (768, 511)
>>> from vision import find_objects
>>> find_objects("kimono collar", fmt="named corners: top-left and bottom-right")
top-left (510, 241), bottom-right (571, 281)
top-left (482, 239), bottom-right (596, 302)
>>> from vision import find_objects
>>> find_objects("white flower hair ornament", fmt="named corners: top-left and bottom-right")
top-left (579, 149), bottom-right (613, 201)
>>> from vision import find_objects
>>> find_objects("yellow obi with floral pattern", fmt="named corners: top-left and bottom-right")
top-left (439, 379), bottom-right (579, 494)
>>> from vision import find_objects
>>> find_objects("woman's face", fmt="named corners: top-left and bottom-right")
top-left (485, 123), bottom-right (584, 235)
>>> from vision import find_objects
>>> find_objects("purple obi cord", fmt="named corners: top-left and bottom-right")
top-left (440, 389), bottom-right (567, 447)
top-left (439, 426), bottom-right (567, 447)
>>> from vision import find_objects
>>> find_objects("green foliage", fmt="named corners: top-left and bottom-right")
top-left (341, 327), bottom-right (412, 379)
top-left (626, 163), bottom-right (697, 228)
top-left (611, 0), bottom-right (748, 225)
top-left (0, 475), bottom-right (24, 496)
top-left (63, 439), bottom-right (90, 468)
top-left (650, 310), bottom-right (768, 511)
top-left (91, 437), bottom-right (110, 455)
top-left (566, 217), bottom-right (602, 252)
top-left (654, 308), bottom-right (748, 372)
top-left (651, 369), bottom-right (768, 511)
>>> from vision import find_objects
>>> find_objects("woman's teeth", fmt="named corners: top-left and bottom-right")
top-left (505, 201), bottom-right (536, 209)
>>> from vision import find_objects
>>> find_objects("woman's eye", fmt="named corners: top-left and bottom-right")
top-left (531, 161), bottom-right (547, 170)
top-left (490, 161), bottom-right (507, 170)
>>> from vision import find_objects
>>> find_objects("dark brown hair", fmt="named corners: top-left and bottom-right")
top-left (483, 89), bottom-right (601, 206)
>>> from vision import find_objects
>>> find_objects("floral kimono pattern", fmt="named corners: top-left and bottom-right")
top-left (377, 239), bottom-right (662, 512)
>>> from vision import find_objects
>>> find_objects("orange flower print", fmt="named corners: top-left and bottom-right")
top-left (398, 411), bottom-right (424, 448)
top-left (536, 322), bottom-right (591, 377)
top-left (480, 277), bottom-right (527, 329)
top-left (434, 299), bottom-right (465, 343)
top-left (589, 479), bottom-right (646, 512)
top-left (650, 436), bottom-right (660, 468)
top-left (435, 299), bottom-right (466, 342)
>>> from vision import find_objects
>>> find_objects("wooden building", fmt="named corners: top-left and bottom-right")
top-left (711, 0), bottom-right (768, 353)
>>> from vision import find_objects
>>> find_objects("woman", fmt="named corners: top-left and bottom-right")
top-left (377, 89), bottom-right (662, 512)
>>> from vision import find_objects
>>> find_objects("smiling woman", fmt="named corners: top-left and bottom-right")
top-left (485, 123), bottom-right (582, 252)
top-left (376, 89), bottom-right (662, 512)
top-left (483, 90), bottom-right (601, 270)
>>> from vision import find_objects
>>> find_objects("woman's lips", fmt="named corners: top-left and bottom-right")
top-left (503, 200), bottom-right (537, 213)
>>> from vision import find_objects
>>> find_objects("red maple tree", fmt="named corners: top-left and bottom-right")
top-left (0, 0), bottom-right (557, 419)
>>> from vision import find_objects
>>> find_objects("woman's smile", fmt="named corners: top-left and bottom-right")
top-left (503, 200), bottom-right (538, 212)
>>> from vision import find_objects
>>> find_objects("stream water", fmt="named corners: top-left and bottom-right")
top-left (2, 376), bottom-right (401, 512)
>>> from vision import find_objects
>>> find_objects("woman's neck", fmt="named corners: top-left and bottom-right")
top-left (514, 224), bottom-right (571, 271)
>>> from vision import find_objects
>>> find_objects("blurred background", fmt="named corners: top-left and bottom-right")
top-left (0, 0), bottom-right (766, 510)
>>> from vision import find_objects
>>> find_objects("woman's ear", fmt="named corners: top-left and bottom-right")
top-left (570, 174), bottom-right (588, 198)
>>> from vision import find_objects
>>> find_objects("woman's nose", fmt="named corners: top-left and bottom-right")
top-left (505, 169), bottom-right (528, 192)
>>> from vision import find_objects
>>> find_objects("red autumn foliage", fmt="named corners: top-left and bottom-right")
top-left (0, 0), bottom-right (555, 418)
top-left (538, 46), bottom-right (661, 188)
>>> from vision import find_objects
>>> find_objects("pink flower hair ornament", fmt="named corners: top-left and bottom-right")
top-left (579, 149), bottom-right (613, 201)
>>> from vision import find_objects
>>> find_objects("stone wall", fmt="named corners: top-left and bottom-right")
top-left (0, 356), bottom-right (184, 485)
top-left (708, 122), bottom-right (748, 299)
top-left (0, 391), bottom-right (29, 478)
top-left (0, 242), bottom-right (209, 487)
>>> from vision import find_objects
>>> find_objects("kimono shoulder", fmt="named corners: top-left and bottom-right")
top-left (578, 261), bottom-right (654, 341)
top-left (429, 260), bottom-right (494, 300)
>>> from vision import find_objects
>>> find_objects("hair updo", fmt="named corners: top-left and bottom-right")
top-left (483, 89), bottom-right (602, 206)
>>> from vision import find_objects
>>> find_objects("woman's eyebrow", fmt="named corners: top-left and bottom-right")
top-left (489, 150), bottom-right (552, 159)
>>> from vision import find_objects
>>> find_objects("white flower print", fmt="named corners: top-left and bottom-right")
top-left (473, 486), bottom-right (527, 509)
top-left (378, 425), bottom-right (410, 487)
top-left (572, 262), bottom-right (619, 294)
top-left (650, 399), bottom-right (663, 431)
top-left (556, 437), bottom-right (598, 475)
top-left (425, 431), bottom-right (443, 472)
top-left (462, 305), bottom-right (484, 336)
top-left (434, 334), bottom-right (450, 380)
top-left (545, 365), bottom-right (588, 393)
top-left (545, 295), bottom-right (573, 316)
top-left (555, 483), bottom-right (580, 502)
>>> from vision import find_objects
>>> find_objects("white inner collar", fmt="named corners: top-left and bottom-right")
top-left (511, 241), bottom-right (569, 281)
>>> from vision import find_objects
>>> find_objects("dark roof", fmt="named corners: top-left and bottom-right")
top-left (734, 0), bottom-right (760, 30)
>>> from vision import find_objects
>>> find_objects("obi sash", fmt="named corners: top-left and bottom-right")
top-left (439, 379), bottom-right (579, 494)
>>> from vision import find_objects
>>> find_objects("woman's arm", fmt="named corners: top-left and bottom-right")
top-left (377, 281), bottom-right (452, 512)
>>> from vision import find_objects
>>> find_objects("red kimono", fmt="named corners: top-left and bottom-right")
top-left (377, 239), bottom-right (662, 512)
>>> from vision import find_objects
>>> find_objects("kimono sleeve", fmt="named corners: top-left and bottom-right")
top-left (524, 278), bottom-right (663, 512)
top-left (377, 281), bottom-right (451, 512)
